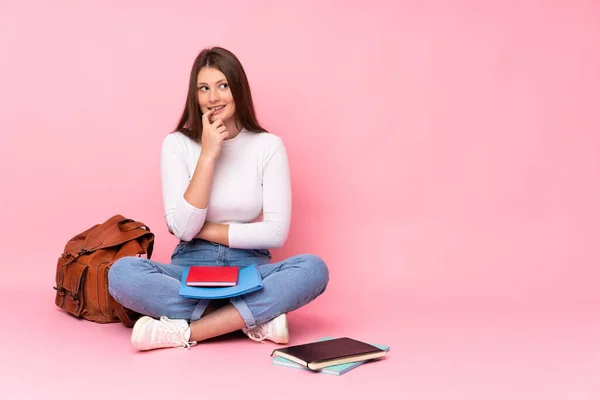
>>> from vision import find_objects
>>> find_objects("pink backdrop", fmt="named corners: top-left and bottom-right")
top-left (1, 1), bottom-right (599, 398)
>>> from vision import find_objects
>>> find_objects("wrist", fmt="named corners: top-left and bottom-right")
top-left (198, 152), bottom-right (217, 165)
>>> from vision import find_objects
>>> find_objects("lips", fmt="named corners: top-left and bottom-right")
top-left (208, 105), bottom-right (225, 111)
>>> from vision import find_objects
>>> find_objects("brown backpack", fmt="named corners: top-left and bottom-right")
top-left (53, 214), bottom-right (155, 328)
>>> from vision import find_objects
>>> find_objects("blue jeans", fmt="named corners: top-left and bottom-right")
top-left (108, 239), bottom-right (329, 330)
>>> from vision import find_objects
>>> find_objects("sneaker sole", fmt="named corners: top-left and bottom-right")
top-left (273, 314), bottom-right (289, 344)
top-left (131, 316), bottom-right (154, 350)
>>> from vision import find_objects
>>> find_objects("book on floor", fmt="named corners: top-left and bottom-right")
top-left (270, 336), bottom-right (388, 371)
top-left (179, 264), bottom-right (263, 299)
top-left (271, 337), bottom-right (390, 375)
top-left (185, 266), bottom-right (239, 287)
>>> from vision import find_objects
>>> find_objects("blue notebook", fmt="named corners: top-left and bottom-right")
top-left (271, 337), bottom-right (390, 376)
top-left (179, 264), bottom-right (264, 299)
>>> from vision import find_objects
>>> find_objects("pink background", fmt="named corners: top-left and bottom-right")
top-left (1, 0), bottom-right (599, 399)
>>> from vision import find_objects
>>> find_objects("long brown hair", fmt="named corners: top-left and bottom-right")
top-left (175, 47), bottom-right (266, 141)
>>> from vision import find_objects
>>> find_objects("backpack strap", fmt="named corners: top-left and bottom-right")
top-left (111, 298), bottom-right (138, 328)
top-left (146, 237), bottom-right (154, 259)
top-left (118, 220), bottom-right (147, 232)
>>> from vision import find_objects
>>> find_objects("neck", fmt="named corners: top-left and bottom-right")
top-left (224, 119), bottom-right (241, 140)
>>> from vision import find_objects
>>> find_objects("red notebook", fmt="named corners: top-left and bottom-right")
top-left (185, 266), bottom-right (239, 287)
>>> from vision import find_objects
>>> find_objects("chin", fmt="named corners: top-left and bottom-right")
top-left (218, 111), bottom-right (232, 123)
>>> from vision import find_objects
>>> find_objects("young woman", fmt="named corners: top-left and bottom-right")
top-left (108, 47), bottom-right (329, 351)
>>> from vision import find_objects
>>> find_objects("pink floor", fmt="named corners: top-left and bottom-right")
top-left (1, 277), bottom-right (599, 400)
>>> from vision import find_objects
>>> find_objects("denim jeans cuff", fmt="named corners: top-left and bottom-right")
top-left (190, 300), bottom-right (210, 322)
top-left (230, 297), bottom-right (257, 329)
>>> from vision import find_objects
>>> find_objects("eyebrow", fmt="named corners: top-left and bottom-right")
top-left (197, 79), bottom-right (228, 86)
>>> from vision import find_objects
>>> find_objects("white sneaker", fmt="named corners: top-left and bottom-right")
top-left (131, 316), bottom-right (196, 351)
top-left (243, 314), bottom-right (289, 344)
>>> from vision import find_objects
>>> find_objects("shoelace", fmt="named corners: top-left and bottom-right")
top-left (245, 324), bottom-right (268, 343)
top-left (157, 316), bottom-right (196, 349)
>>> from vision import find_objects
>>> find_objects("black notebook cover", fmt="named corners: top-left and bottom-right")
top-left (271, 337), bottom-right (385, 367)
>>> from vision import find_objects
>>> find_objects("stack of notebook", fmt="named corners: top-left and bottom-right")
top-left (271, 337), bottom-right (390, 376)
top-left (179, 264), bottom-right (264, 299)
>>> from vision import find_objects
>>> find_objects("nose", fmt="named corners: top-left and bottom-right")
top-left (209, 88), bottom-right (220, 103)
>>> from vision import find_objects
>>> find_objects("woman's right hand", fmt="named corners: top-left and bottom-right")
top-left (200, 109), bottom-right (229, 162)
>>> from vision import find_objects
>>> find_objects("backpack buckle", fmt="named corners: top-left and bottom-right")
top-left (53, 286), bottom-right (65, 295)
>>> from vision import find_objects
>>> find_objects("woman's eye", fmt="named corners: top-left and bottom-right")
top-left (219, 83), bottom-right (228, 89)
top-left (198, 86), bottom-right (208, 91)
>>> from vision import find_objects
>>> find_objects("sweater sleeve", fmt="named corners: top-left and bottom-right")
top-left (160, 133), bottom-right (208, 241)
top-left (228, 136), bottom-right (292, 249)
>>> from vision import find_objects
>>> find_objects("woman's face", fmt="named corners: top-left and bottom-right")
top-left (196, 67), bottom-right (236, 124)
